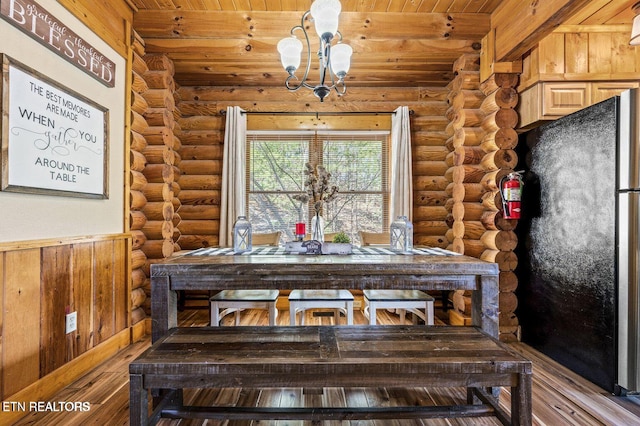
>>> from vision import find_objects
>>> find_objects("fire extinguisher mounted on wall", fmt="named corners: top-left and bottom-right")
top-left (499, 171), bottom-right (524, 220)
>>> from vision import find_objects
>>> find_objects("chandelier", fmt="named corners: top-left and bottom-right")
top-left (277, 0), bottom-right (353, 102)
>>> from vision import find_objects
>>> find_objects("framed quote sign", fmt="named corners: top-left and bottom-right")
top-left (1, 55), bottom-right (108, 198)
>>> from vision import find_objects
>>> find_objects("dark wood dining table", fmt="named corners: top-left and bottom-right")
top-left (150, 246), bottom-right (500, 342)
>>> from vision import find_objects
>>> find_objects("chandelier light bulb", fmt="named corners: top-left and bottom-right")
top-left (310, 0), bottom-right (341, 41)
top-left (330, 43), bottom-right (352, 78)
top-left (277, 37), bottom-right (303, 73)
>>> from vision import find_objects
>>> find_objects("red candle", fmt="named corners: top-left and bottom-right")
top-left (295, 222), bottom-right (306, 235)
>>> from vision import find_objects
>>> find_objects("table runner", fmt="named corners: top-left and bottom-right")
top-left (189, 246), bottom-right (460, 256)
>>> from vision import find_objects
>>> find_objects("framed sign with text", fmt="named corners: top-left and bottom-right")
top-left (1, 55), bottom-right (109, 198)
top-left (0, 0), bottom-right (116, 87)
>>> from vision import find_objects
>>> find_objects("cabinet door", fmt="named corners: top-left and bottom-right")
top-left (592, 82), bottom-right (640, 104)
top-left (542, 82), bottom-right (590, 116)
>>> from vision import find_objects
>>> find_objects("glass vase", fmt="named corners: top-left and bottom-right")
top-left (311, 213), bottom-right (325, 242)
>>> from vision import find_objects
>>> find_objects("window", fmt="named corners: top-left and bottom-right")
top-left (246, 130), bottom-right (390, 245)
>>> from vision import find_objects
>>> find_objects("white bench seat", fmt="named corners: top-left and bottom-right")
top-left (289, 289), bottom-right (354, 325)
top-left (364, 289), bottom-right (434, 325)
top-left (210, 289), bottom-right (279, 326)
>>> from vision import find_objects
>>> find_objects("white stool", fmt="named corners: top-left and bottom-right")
top-left (210, 290), bottom-right (279, 326)
top-left (289, 290), bottom-right (354, 325)
top-left (363, 289), bottom-right (434, 325)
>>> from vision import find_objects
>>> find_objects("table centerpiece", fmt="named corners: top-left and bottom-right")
top-left (293, 162), bottom-right (338, 243)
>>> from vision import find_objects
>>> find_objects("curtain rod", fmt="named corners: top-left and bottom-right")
top-left (219, 110), bottom-right (414, 116)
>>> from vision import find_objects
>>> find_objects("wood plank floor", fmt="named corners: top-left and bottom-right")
top-left (11, 307), bottom-right (640, 426)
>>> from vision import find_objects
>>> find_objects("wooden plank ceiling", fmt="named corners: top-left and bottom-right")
top-left (131, 0), bottom-right (638, 88)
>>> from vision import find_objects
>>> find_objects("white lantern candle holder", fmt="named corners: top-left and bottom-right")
top-left (233, 216), bottom-right (252, 253)
top-left (390, 215), bottom-right (413, 253)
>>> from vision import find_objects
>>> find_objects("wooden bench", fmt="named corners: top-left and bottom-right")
top-left (129, 326), bottom-right (532, 425)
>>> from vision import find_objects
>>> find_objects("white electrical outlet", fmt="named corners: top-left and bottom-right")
top-left (66, 311), bottom-right (77, 334)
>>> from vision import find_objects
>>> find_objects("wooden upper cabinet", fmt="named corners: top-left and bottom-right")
top-left (519, 81), bottom-right (639, 129)
top-left (542, 82), bottom-right (590, 116)
top-left (516, 26), bottom-right (640, 130)
top-left (519, 82), bottom-right (588, 129)
top-left (591, 82), bottom-right (640, 104)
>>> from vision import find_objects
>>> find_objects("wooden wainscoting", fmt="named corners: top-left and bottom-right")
top-left (0, 233), bottom-right (132, 417)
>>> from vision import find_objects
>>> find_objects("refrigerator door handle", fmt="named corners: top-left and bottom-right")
top-left (618, 192), bottom-right (640, 392)
top-left (618, 89), bottom-right (640, 190)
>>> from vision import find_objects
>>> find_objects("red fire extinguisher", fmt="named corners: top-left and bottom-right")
top-left (499, 172), bottom-right (524, 220)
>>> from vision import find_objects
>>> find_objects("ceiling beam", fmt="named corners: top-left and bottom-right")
top-left (143, 38), bottom-right (481, 59)
top-left (133, 10), bottom-right (491, 40)
top-left (491, 0), bottom-right (594, 62)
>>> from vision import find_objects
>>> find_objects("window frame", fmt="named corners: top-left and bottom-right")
top-left (246, 130), bottom-right (391, 243)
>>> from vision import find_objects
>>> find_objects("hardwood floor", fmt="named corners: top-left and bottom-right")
top-left (10, 307), bottom-right (640, 426)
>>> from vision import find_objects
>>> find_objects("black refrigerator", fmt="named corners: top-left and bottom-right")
top-left (516, 89), bottom-right (640, 394)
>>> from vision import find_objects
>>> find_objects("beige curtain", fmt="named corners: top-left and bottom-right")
top-left (390, 105), bottom-right (413, 222)
top-left (219, 106), bottom-right (247, 247)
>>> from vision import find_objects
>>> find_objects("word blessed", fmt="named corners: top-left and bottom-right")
top-left (1, 0), bottom-right (115, 86)
top-left (2, 401), bottom-right (90, 412)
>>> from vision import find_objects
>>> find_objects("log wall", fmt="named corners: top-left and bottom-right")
top-left (444, 53), bottom-right (484, 256)
top-left (139, 54), bottom-right (182, 315)
top-left (412, 89), bottom-right (450, 248)
top-left (175, 84), bottom-right (451, 249)
top-left (129, 32), bottom-right (150, 326)
top-left (478, 73), bottom-right (521, 342)
top-left (175, 86), bottom-right (224, 250)
top-left (444, 53), bottom-right (485, 329)
top-left (444, 54), bottom-right (521, 342)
